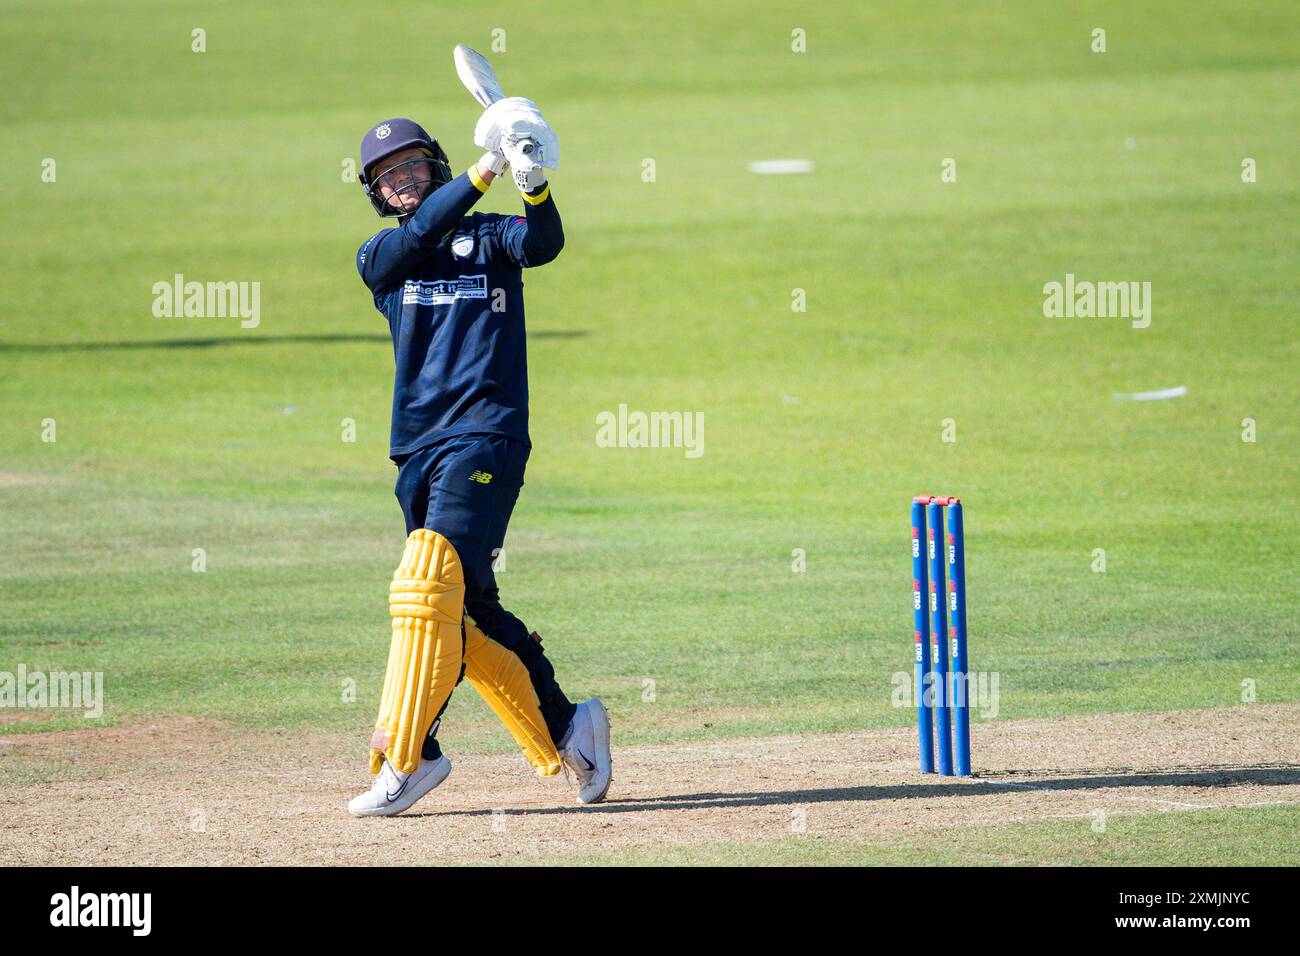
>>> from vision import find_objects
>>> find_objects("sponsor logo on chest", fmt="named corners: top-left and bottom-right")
top-left (401, 274), bottom-right (489, 306)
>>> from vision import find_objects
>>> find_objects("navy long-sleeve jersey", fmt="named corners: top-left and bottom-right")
top-left (357, 170), bottom-right (564, 459)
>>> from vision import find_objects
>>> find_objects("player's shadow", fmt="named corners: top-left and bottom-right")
top-left (409, 763), bottom-right (1300, 817)
top-left (0, 331), bottom-right (589, 352)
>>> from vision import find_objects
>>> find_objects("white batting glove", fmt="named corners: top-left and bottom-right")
top-left (474, 97), bottom-right (559, 170)
top-left (473, 103), bottom-right (506, 153)
top-left (474, 97), bottom-right (535, 152)
top-left (511, 163), bottom-right (546, 192)
top-left (478, 150), bottom-right (508, 176)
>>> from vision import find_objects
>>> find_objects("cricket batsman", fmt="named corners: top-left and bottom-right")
top-left (346, 84), bottom-right (611, 816)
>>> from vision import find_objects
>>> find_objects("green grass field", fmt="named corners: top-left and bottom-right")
top-left (1, 1), bottom-right (1297, 865)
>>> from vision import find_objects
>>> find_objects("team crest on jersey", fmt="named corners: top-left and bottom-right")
top-left (451, 234), bottom-right (474, 259)
top-left (401, 275), bottom-right (489, 306)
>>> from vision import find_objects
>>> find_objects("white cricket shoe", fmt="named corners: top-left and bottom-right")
top-left (347, 754), bottom-right (451, 817)
top-left (559, 698), bottom-right (612, 804)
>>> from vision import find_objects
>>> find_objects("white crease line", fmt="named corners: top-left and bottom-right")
top-left (1114, 794), bottom-right (1211, 810)
top-left (1034, 798), bottom-right (1300, 822)
top-left (982, 779), bottom-right (1044, 790)
top-left (984, 778), bottom-right (1247, 809)
top-left (630, 734), bottom-right (918, 761)
top-left (1221, 799), bottom-right (1298, 809)
top-left (630, 730), bottom-right (917, 756)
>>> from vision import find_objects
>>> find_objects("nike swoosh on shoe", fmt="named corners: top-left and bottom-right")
top-left (385, 776), bottom-right (411, 803)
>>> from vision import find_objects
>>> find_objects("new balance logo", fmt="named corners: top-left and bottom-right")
top-left (468, 471), bottom-right (493, 484)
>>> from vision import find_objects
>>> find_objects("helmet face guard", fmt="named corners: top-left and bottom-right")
top-left (361, 145), bottom-right (453, 218)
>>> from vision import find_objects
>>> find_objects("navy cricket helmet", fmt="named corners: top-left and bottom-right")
top-left (358, 118), bottom-right (453, 217)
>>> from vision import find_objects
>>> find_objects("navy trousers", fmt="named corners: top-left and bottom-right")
top-left (393, 433), bottom-right (575, 752)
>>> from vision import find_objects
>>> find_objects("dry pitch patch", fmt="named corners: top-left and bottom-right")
top-left (2, 705), bottom-right (1296, 865)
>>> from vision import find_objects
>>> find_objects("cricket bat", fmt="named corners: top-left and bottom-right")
top-left (453, 44), bottom-right (536, 160)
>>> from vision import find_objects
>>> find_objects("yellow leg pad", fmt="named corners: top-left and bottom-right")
top-left (369, 530), bottom-right (465, 775)
top-left (464, 619), bottom-right (563, 777)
